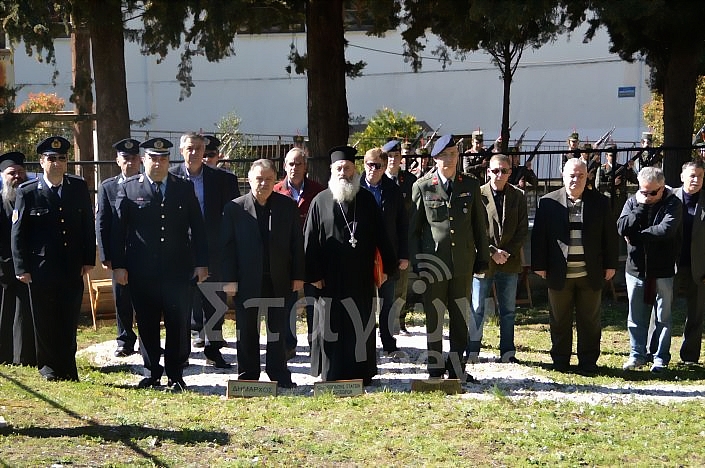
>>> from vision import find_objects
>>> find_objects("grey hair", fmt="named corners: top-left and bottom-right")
top-left (179, 132), bottom-right (205, 148)
top-left (562, 157), bottom-right (587, 174)
top-left (284, 147), bottom-right (307, 165)
top-left (249, 158), bottom-right (276, 175)
top-left (638, 166), bottom-right (665, 185)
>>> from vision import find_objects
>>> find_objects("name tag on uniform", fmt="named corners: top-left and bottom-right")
top-left (423, 194), bottom-right (443, 201)
top-left (457, 192), bottom-right (472, 198)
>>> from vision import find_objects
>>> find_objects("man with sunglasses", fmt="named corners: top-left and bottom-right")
top-left (12, 136), bottom-right (96, 381)
top-left (360, 147), bottom-right (409, 357)
top-left (95, 138), bottom-right (141, 358)
top-left (467, 154), bottom-right (528, 364)
top-left (618, 166), bottom-right (682, 373)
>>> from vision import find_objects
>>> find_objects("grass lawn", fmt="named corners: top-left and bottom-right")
top-left (1, 294), bottom-right (704, 466)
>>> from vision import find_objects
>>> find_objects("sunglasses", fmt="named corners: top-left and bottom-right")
top-left (204, 152), bottom-right (218, 159)
top-left (638, 186), bottom-right (662, 196)
top-left (489, 168), bottom-right (510, 175)
top-left (365, 162), bottom-right (382, 170)
top-left (45, 155), bottom-right (68, 162)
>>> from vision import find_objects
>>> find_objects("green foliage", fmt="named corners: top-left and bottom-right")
top-left (643, 76), bottom-right (705, 149)
top-left (349, 108), bottom-right (422, 154)
top-left (215, 111), bottom-right (253, 160)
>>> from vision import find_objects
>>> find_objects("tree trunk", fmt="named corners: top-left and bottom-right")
top-left (662, 44), bottom-right (702, 187)
top-left (88, 0), bottom-right (130, 182)
top-left (500, 44), bottom-right (512, 153)
top-left (306, 0), bottom-right (349, 183)
top-left (71, 21), bottom-right (95, 191)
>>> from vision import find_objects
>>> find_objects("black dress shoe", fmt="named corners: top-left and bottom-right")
top-left (205, 351), bottom-right (232, 369)
top-left (167, 379), bottom-right (187, 393)
top-left (114, 346), bottom-right (135, 358)
top-left (277, 380), bottom-right (298, 389)
top-left (42, 373), bottom-right (59, 382)
top-left (137, 377), bottom-right (161, 388)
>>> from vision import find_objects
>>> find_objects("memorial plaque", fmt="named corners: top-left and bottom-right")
top-left (313, 379), bottom-right (364, 397)
top-left (226, 380), bottom-right (278, 398)
top-left (411, 379), bottom-right (463, 395)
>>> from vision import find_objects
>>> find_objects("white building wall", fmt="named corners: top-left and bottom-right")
top-left (9, 24), bottom-right (650, 145)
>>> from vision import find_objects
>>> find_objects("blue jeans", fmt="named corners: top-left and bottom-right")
top-left (466, 272), bottom-right (518, 359)
top-left (626, 273), bottom-right (673, 366)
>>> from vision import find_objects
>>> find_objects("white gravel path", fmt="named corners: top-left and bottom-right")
top-left (79, 326), bottom-right (705, 404)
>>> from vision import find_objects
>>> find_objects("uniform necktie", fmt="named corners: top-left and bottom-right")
top-left (154, 182), bottom-right (163, 203)
top-left (446, 179), bottom-right (453, 197)
top-left (51, 185), bottom-right (61, 198)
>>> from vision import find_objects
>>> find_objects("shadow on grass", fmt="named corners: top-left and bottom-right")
top-left (0, 370), bottom-right (230, 466)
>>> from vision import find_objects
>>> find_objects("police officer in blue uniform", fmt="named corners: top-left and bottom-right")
top-left (409, 134), bottom-right (490, 383)
top-left (112, 137), bottom-right (209, 391)
top-left (12, 136), bottom-right (96, 381)
top-left (96, 138), bottom-right (141, 357)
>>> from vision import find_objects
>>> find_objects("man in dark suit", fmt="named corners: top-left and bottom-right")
top-left (0, 152), bottom-right (34, 366)
top-left (273, 147), bottom-right (324, 354)
top-left (95, 138), bottom-right (141, 357)
top-left (467, 154), bottom-right (528, 364)
top-left (531, 158), bottom-right (618, 374)
top-left (113, 137), bottom-right (208, 391)
top-left (170, 132), bottom-right (239, 368)
top-left (221, 159), bottom-right (305, 388)
top-left (673, 161), bottom-right (705, 365)
top-left (12, 137), bottom-right (95, 381)
top-left (383, 139), bottom-right (417, 333)
top-left (360, 147), bottom-right (408, 356)
top-left (409, 134), bottom-right (490, 382)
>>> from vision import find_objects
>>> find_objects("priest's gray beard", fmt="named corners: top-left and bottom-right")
top-left (2, 182), bottom-right (17, 213)
top-left (329, 172), bottom-right (361, 203)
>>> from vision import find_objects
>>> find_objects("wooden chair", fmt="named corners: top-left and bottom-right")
top-left (86, 264), bottom-right (115, 330)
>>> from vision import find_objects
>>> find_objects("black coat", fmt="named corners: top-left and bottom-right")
top-left (112, 173), bottom-right (208, 282)
top-left (169, 164), bottom-right (240, 277)
top-left (531, 187), bottom-right (619, 291)
top-left (220, 192), bottom-right (305, 300)
top-left (360, 174), bottom-right (409, 262)
top-left (95, 174), bottom-right (125, 264)
top-left (12, 175), bottom-right (95, 282)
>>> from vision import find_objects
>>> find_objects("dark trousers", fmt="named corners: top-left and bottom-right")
top-left (284, 283), bottom-right (318, 351)
top-left (547, 276), bottom-right (602, 367)
top-left (675, 266), bottom-right (705, 363)
top-left (423, 275), bottom-right (470, 378)
top-left (191, 278), bottom-right (226, 353)
top-left (1, 278), bottom-right (35, 365)
top-left (113, 278), bottom-right (136, 350)
top-left (378, 279), bottom-right (398, 351)
top-left (235, 278), bottom-right (291, 383)
top-left (131, 280), bottom-right (190, 382)
top-left (30, 276), bottom-right (83, 380)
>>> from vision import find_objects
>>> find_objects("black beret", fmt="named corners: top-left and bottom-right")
top-left (0, 151), bottom-right (26, 172)
top-left (329, 145), bottom-right (357, 163)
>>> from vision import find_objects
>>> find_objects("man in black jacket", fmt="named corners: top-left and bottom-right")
top-left (170, 132), bottom-right (240, 368)
top-left (617, 166), bottom-right (682, 373)
top-left (360, 147), bottom-right (409, 356)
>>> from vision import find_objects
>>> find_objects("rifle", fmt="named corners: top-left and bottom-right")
top-left (693, 123), bottom-right (705, 146)
top-left (525, 131), bottom-right (547, 164)
top-left (508, 120), bottom-right (518, 132)
top-left (407, 129), bottom-right (425, 149)
top-left (352, 139), bottom-right (361, 149)
top-left (423, 124), bottom-right (443, 149)
top-left (593, 126), bottom-right (616, 149)
top-left (613, 144), bottom-right (643, 178)
top-left (515, 127), bottom-right (529, 149)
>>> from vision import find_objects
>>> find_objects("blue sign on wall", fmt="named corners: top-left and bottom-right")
top-left (618, 86), bottom-right (636, 98)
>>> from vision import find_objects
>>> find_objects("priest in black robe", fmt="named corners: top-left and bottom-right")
top-left (304, 145), bottom-right (398, 386)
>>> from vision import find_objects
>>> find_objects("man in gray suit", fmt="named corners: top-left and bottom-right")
top-left (673, 160), bottom-right (705, 365)
top-left (221, 159), bottom-right (305, 388)
top-left (531, 158), bottom-right (618, 374)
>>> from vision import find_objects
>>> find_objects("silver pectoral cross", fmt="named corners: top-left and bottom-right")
top-left (349, 236), bottom-right (357, 248)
